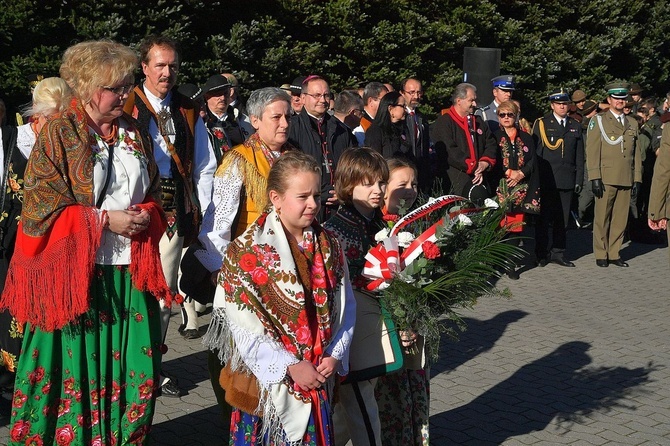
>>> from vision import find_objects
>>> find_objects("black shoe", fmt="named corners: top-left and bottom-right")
top-left (596, 259), bottom-right (608, 267)
top-left (507, 270), bottom-right (520, 280)
top-left (609, 259), bottom-right (629, 267)
top-left (159, 378), bottom-right (182, 398)
top-left (536, 258), bottom-right (548, 267)
top-left (181, 329), bottom-right (202, 340)
top-left (550, 258), bottom-right (575, 267)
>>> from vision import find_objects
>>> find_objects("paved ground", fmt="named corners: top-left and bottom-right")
top-left (1, 227), bottom-right (669, 445)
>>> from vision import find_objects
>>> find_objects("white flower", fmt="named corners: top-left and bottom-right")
top-left (427, 197), bottom-right (437, 203)
top-left (457, 214), bottom-right (473, 226)
top-left (397, 231), bottom-right (415, 248)
top-left (377, 282), bottom-right (390, 291)
top-left (484, 198), bottom-right (499, 209)
top-left (375, 228), bottom-right (390, 242)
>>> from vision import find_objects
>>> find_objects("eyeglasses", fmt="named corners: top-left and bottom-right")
top-left (101, 84), bottom-right (134, 96)
top-left (303, 92), bottom-right (333, 101)
top-left (403, 90), bottom-right (423, 97)
top-left (498, 112), bottom-right (516, 118)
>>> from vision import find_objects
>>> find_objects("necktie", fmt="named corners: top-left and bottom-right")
top-left (410, 111), bottom-right (418, 140)
top-left (618, 115), bottom-right (624, 126)
top-left (560, 119), bottom-right (565, 128)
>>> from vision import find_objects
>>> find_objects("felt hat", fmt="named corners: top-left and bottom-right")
top-left (201, 74), bottom-right (231, 96)
top-left (289, 76), bottom-right (306, 95)
top-left (177, 83), bottom-right (202, 101)
top-left (571, 89), bottom-right (587, 102)
top-left (629, 83), bottom-right (643, 95)
top-left (492, 75), bottom-right (516, 91)
top-left (581, 100), bottom-right (597, 115)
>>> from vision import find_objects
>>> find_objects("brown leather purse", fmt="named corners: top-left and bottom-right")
top-left (219, 362), bottom-right (262, 415)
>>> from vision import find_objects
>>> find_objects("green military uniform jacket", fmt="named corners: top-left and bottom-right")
top-left (648, 124), bottom-right (670, 220)
top-left (586, 111), bottom-right (642, 186)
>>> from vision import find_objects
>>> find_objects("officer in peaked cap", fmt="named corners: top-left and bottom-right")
top-left (532, 87), bottom-right (584, 267)
top-left (586, 81), bottom-right (641, 267)
top-left (475, 74), bottom-right (516, 133)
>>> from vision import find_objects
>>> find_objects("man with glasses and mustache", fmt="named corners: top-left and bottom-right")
top-left (532, 88), bottom-right (584, 268)
top-left (288, 75), bottom-right (357, 220)
top-left (587, 82), bottom-right (641, 267)
top-left (124, 35), bottom-right (217, 397)
top-left (432, 82), bottom-right (497, 203)
top-left (401, 77), bottom-right (432, 191)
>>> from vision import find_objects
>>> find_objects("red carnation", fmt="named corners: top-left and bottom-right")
top-left (383, 214), bottom-right (400, 223)
top-left (422, 241), bottom-right (441, 259)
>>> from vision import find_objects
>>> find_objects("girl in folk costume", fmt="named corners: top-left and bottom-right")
top-left (374, 158), bottom-right (430, 446)
top-left (324, 147), bottom-right (389, 446)
top-left (204, 151), bottom-right (355, 445)
top-left (1, 41), bottom-right (172, 445)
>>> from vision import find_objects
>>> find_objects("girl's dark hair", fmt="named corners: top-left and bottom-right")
top-left (334, 147), bottom-right (389, 205)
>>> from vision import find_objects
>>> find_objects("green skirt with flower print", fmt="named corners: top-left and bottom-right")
top-left (7, 265), bottom-right (162, 446)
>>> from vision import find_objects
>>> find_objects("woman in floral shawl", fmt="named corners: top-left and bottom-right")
top-left (493, 100), bottom-right (540, 279)
top-left (204, 151), bottom-right (355, 445)
top-left (1, 40), bottom-right (172, 445)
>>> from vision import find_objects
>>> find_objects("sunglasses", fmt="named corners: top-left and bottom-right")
top-left (498, 112), bottom-right (516, 118)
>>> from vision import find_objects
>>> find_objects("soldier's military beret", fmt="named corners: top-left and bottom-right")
top-left (492, 75), bottom-right (516, 91)
top-left (547, 88), bottom-right (571, 103)
top-left (571, 89), bottom-right (587, 102)
top-left (605, 81), bottom-right (629, 99)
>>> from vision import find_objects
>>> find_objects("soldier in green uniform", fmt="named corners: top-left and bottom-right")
top-left (586, 81), bottom-right (642, 267)
top-left (648, 123), bottom-right (670, 261)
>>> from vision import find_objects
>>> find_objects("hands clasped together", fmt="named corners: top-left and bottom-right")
top-left (106, 205), bottom-right (151, 238)
top-left (288, 354), bottom-right (340, 392)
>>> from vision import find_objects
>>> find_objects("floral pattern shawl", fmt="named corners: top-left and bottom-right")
top-left (206, 209), bottom-right (349, 444)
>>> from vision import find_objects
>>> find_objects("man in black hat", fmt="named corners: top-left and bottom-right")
top-left (532, 88), bottom-right (584, 267)
top-left (202, 74), bottom-right (254, 164)
top-left (586, 81), bottom-right (642, 267)
top-left (288, 75), bottom-right (305, 114)
top-left (475, 74), bottom-right (516, 133)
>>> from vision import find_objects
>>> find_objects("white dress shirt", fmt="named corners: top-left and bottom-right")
top-left (141, 86), bottom-right (217, 214)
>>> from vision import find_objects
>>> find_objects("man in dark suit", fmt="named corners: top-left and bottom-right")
top-left (532, 88), bottom-right (584, 267)
top-left (432, 82), bottom-right (498, 203)
top-left (586, 81), bottom-right (641, 267)
top-left (288, 75), bottom-right (357, 220)
top-left (400, 77), bottom-right (432, 191)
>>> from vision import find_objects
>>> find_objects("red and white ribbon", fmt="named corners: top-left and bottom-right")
top-left (363, 195), bottom-right (486, 291)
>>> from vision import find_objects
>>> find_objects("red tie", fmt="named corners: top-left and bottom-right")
top-left (410, 111), bottom-right (418, 140)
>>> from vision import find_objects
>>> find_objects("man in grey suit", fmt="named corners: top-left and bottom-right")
top-left (475, 75), bottom-right (516, 133)
top-left (586, 81), bottom-right (642, 267)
